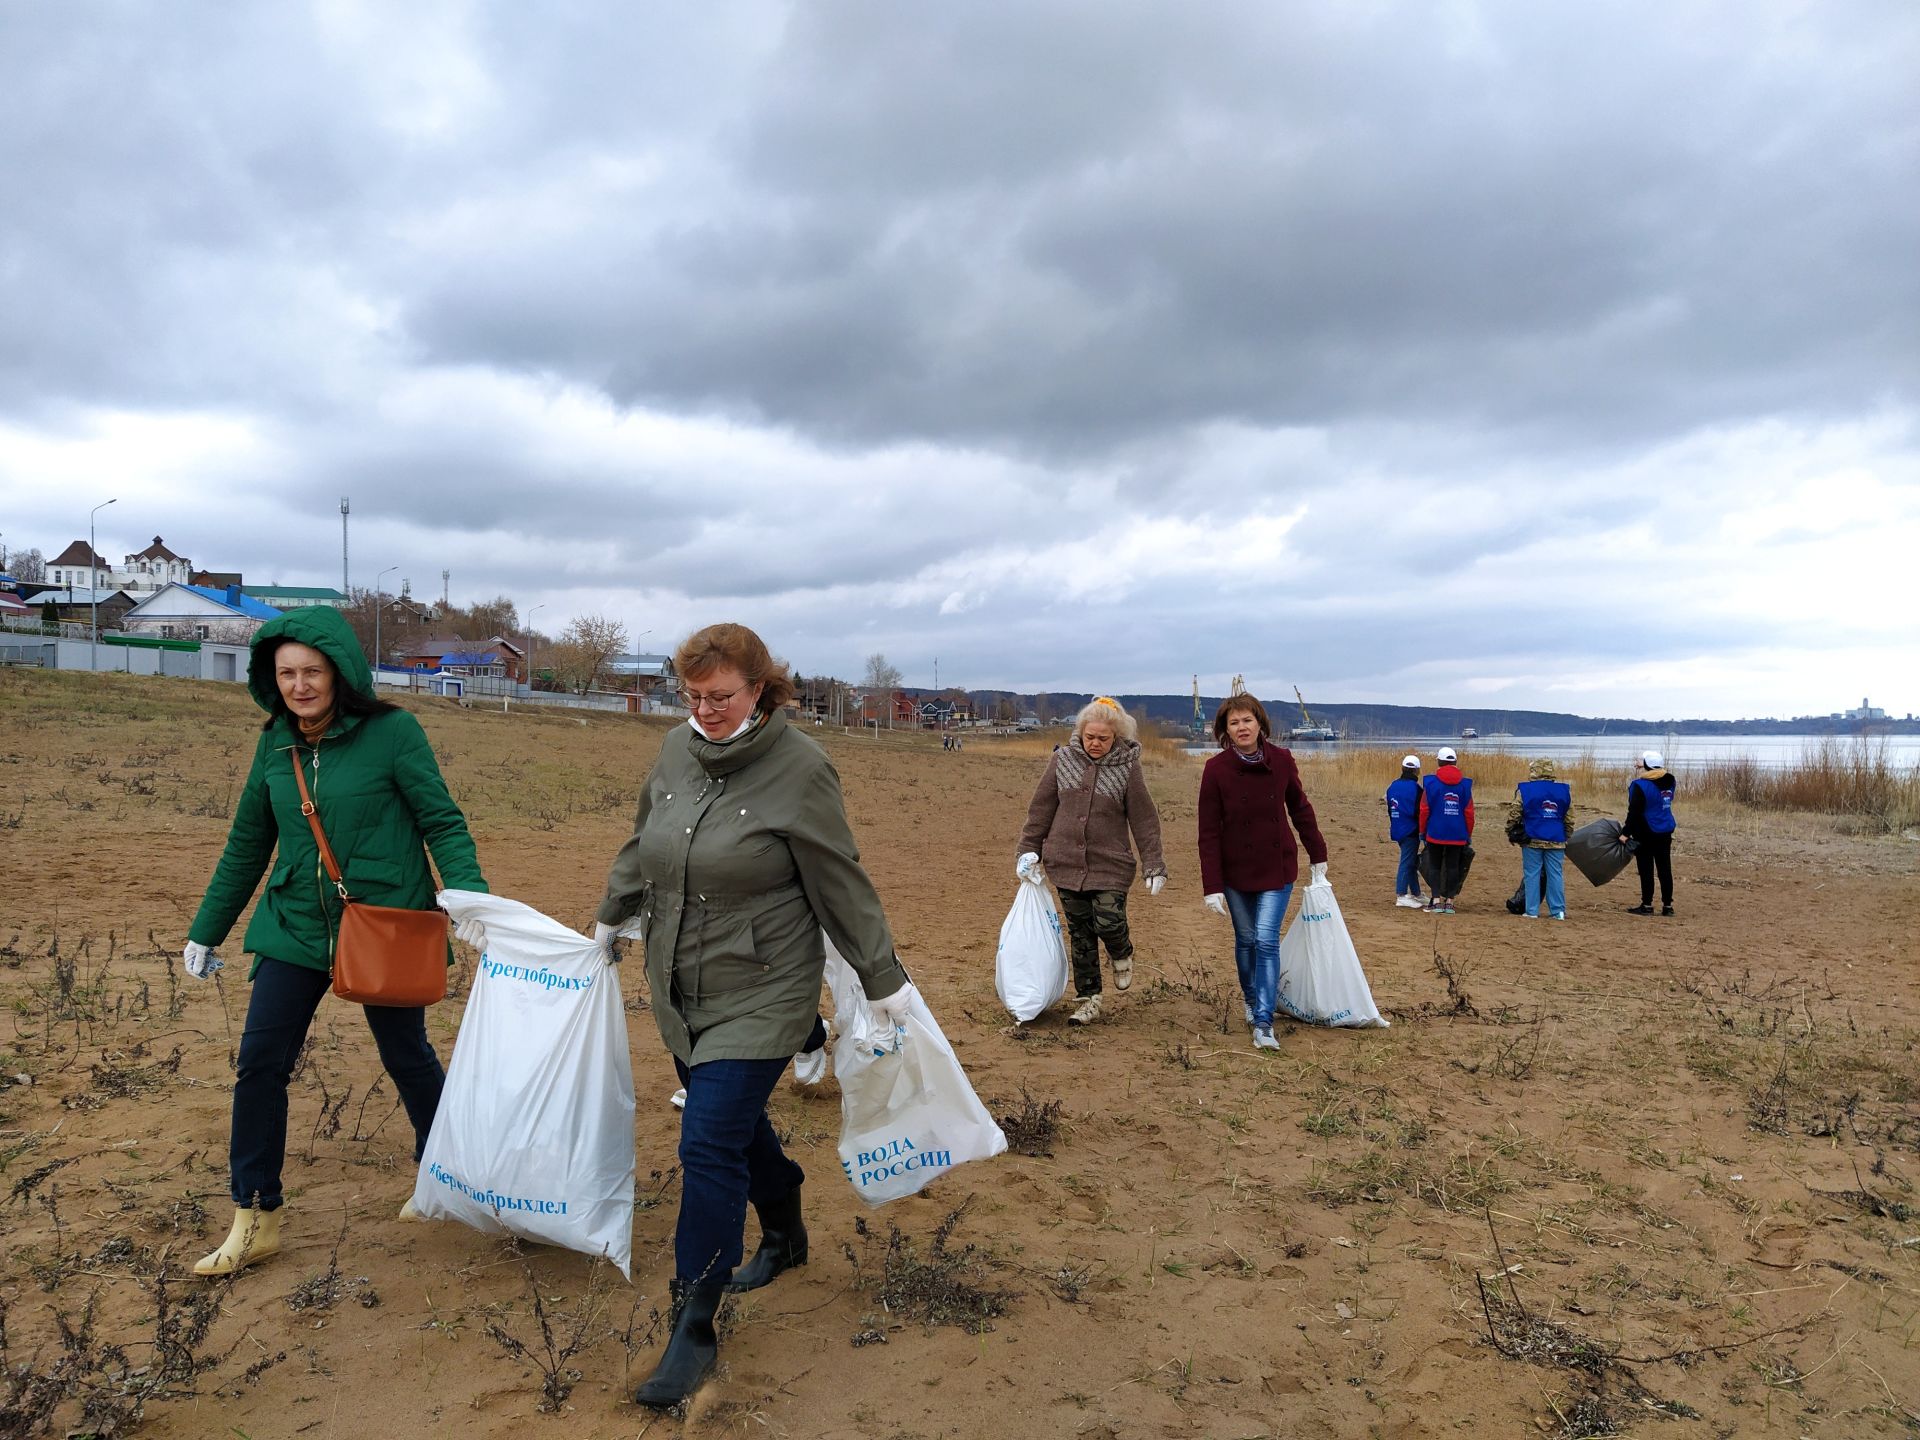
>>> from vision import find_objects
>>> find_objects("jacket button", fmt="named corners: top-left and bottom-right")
top-left (760, 964), bottom-right (770, 972)
top-left (685, 827), bottom-right (692, 834)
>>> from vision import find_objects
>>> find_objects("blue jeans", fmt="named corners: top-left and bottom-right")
top-left (1224, 885), bottom-right (1292, 1029)
top-left (1395, 835), bottom-right (1422, 897)
top-left (672, 1053), bottom-right (805, 1287)
top-left (231, 957), bottom-right (445, 1210)
top-left (1521, 848), bottom-right (1566, 917)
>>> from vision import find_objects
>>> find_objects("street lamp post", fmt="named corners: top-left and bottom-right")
top-left (373, 564), bottom-right (399, 679)
top-left (89, 497), bottom-right (117, 672)
top-left (524, 604), bottom-right (546, 696)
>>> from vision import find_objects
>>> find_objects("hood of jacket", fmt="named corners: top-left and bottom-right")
top-left (246, 605), bottom-right (375, 715)
top-left (1435, 763), bottom-right (1466, 785)
top-left (1639, 767), bottom-right (1670, 782)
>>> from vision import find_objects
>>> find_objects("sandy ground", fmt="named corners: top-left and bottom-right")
top-left (1, 668), bottom-right (1917, 1440)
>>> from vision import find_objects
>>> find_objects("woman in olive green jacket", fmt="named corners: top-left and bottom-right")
top-left (183, 606), bottom-right (486, 1277)
top-left (595, 623), bottom-right (914, 1409)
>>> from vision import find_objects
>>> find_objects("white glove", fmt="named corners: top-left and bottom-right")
top-left (183, 941), bottom-right (223, 979)
top-left (1016, 852), bottom-right (1046, 886)
top-left (1204, 893), bottom-right (1228, 918)
top-left (1145, 874), bottom-right (1166, 897)
top-left (453, 917), bottom-right (486, 951)
top-left (868, 981), bottom-right (916, 1031)
top-left (591, 920), bottom-right (621, 962)
top-left (1310, 862), bottom-right (1329, 886)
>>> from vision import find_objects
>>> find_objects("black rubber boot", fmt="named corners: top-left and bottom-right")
top-left (634, 1280), bottom-right (723, 1409)
top-left (726, 1186), bottom-right (808, 1293)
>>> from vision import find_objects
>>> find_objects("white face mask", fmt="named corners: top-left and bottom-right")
top-left (688, 711), bottom-right (758, 741)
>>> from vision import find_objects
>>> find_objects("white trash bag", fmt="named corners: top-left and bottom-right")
top-left (415, 890), bottom-right (637, 1277)
top-left (994, 883), bottom-right (1069, 1023)
top-left (1275, 880), bottom-right (1389, 1029)
top-left (825, 936), bottom-right (1007, 1205)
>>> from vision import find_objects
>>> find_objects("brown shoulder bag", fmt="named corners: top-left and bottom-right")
top-left (291, 749), bottom-right (449, 1007)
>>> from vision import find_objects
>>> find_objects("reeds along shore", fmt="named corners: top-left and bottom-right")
top-left (1291, 737), bottom-right (1920, 833)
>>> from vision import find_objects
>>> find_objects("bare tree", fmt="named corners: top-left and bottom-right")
top-left (862, 653), bottom-right (903, 691)
top-left (547, 612), bottom-right (628, 693)
top-left (9, 547), bottom-right (46, 582)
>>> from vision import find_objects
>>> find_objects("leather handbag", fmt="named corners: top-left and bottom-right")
top-left (291, 750), bottom-right (449, 1007)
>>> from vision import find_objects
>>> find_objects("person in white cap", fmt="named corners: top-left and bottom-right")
top-left (1418, 746), bottom-right (1474, 913)
top-left (1384, 756), bottom-right (1424, 908)
top-left (1622, 750), bottom-right (1677, 915)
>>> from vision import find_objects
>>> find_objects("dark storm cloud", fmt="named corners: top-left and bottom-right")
top-left (400, 3), bottom-right (1920, 455)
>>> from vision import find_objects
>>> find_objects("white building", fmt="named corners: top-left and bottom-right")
top-left (121, 583), bottom-right (282, 642)
top-left (1844, 697), bottom-right (1887, 721)
top-left (45, 536), bottom-right (196, 593)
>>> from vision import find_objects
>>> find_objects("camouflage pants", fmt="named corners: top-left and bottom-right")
top-left (1055, 888), bottom-right (1133, 998)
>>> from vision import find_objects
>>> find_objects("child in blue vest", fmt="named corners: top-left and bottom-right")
top-left (1385, 756), bottom-right (1424, 908)
top-left (1511, 757), bottom-right (1573, 920)
top-left (1623, 751), bottom-right (1677, 915)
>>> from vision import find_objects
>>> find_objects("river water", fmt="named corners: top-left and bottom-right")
top-left (1183, 734), bottom-right (1920, 773)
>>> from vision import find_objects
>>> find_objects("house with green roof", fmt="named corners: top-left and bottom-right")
top-left (240, 584), bottom-right (347, 610)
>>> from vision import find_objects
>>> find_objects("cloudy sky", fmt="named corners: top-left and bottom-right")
top-left (3, 2), bottom-right (1916, 720)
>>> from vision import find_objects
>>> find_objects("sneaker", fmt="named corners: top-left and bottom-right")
top-left (792, 1047), bottom-right (827, 1086)
top-left (1660, 905), bottom-right (1674, 917)
top-left (1068, 993), bottom-right (1104, 1026)
top-left (1252, 1026), bottom-right (1280, 1051)
top-left (669, 1088), bottom-right (687, 1110)
top-left (1396, 895), bottom-right (1424, 909)
top-left (1441, 901), bottom-right (1456, 915)
top-left (1625, 904), bottom-right (1654, 916)
top-left (1112, 953), bottom-right (1134, 991)
top-left (1551, 912), bottom-right (1567, 921)
top-left (1520, 913), bottom-right (1537, 920)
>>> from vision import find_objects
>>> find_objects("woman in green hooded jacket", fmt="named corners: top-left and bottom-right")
top-left (183, 606), bottom-right (487, 1276)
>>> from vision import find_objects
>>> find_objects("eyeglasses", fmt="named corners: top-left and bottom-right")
top-left (683, 686), bottom-right (743, 711)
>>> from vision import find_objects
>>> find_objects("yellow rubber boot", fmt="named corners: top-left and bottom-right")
top-left (193, 1206), bottom-right (281, 1277)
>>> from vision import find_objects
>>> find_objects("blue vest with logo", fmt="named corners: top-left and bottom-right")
top-left (1423, 773), bottom-right (1472, 843)
top-left (1385, 777), bottom-right (1420, 840)
top-left (1516, 779), bottom-right (1571, 843)
top-left (1633, 777), bottom-right (1676, 834)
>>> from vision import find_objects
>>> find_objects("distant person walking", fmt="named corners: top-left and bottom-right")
top-left (1197, 694), bottom-right (1329, 1050)
top-left (1385, 756), bottom-right (1424, 908)
top-left (182, 607), bottom-right (488, 1277)
top-left (1419, 746), bottom-right (1474, 913)
top-left (1511, 757), bottom-right (1573, 920)
top-left (1017, 697), bottom-right (1168, 1026)
top-left (1623, 750), bottom-right (1677, 916)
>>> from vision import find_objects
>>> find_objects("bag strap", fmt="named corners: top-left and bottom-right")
top-left (289, 748), bottom-right (351, 901)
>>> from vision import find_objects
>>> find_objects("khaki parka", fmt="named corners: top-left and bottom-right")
top-left (597, 710), bottom-right (908, 1066)
top-left (187, 607), bottom-right (486, 977)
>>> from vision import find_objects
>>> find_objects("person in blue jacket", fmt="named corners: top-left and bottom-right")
top-left (1385, 756), bottom-right (1424, 909)
top-left (1623, 750), bottom-right (1677, 915)
top-left (1512, 757), bottom-right (1573, 920)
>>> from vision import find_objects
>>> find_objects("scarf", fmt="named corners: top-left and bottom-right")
top-left (296, 708), bottom-right (335, 745)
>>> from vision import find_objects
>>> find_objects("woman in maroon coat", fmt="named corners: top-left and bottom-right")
top-left (1197, 693), bottom-right (1329, 1050)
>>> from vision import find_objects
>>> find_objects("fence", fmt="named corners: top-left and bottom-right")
top-left (0, 635), bottom-right (248, 682)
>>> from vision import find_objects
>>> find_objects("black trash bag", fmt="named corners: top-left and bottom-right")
top-left (1505, 881), bottom-right (1527, 915)
top-left (1418, 844), bottom-right (1476, 894)
top-left (1567, 819), bottom-right (1636, 888)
